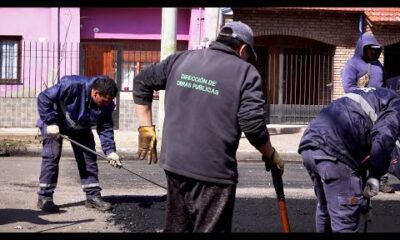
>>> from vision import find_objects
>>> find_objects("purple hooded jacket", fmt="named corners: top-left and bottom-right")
top-left (341, 32), bottom-right (384, 93)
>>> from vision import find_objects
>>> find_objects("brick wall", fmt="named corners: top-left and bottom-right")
top-left (232, 9), bottom-right (400, 101)
top-left (372, 25), bottom-right (400, 46)
top-left (0, 98), bottom-right (38, 127)
top-left (118, 99), bottom-right (158, 130)
top-left (0, 98), bottom-right (158, 130)
top-left (234, 10), bottom-right (360, 47)
top-left (332, 47), bottom-right (354, 99)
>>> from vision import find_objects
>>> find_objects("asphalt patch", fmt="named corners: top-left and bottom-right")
top-left (105, 195), bottom-right (166, 232)
top-left (105, 195), bottom-right (400, 232)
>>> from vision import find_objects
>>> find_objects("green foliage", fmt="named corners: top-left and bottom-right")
top-left (0, 136), bottom-right (37, 155)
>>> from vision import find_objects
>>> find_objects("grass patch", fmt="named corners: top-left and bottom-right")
top-left (0, 136), bottom-right (38, 156)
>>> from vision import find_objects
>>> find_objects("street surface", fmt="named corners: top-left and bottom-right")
top-left (1, 156), bottom-right (400, 233)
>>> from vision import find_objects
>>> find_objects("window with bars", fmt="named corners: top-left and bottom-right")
top-left (119, 50), bottom-right (159, 99)
top-left (121, 61), bottom-right (153, 91)
top-left (120, 49), bottom-right (159, 92)
top-left (0, 36), bottom-right (22, 84)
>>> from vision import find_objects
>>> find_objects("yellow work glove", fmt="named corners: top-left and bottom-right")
top-left (262, 148), bottom-right (284, 175)
top-left (137, 125), bottom-right (158, 164)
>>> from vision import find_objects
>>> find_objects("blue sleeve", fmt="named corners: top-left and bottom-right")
top-left (342, 62), bottom-right (358, 93)
top-left (96, 103), bottom-right (116, 155)
top-left (369, 102), bottom-right (400, 178)
top-left (37, 76), bottom-right (85, 124)
top-left (37, 77), bottom-right (72, 124)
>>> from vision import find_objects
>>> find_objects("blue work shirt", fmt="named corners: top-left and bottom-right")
top-left (37, 75), bottom-right (116, 155)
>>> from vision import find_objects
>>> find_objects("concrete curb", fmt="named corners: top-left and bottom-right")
top-left (6, 145), bottom-right (303, 163)
top-left (1, 125), bottom-right (305, 163)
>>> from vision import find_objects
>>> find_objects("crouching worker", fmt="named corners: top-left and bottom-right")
top-left (36, 75), bottom-right (122, 213)
top-left (298, 87), bottom-right (400, 232)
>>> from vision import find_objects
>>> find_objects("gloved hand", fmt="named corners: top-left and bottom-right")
top-left (360, 198), bottom-right (373, 222)
top-left (363, 177), bottom-right (379, 198)
top-left (46, 124), bottom-right (60, 138)
top-left (137, 125), bottom-right (158, 164)
top-left (107, 152), bottom-right (122, 168)
top-left (357, 73), bottom-right (369, 87)
top-left (262, 148), bottom-right (284, 175)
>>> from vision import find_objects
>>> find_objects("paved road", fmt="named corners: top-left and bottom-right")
top-left (1, 156), bottom-right (400, 233)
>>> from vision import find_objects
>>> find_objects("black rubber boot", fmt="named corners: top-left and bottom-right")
top-left (380, 181), bottom-right (395, 193)
top-left (85, 197), bottom-right (112, 211)
top-left (37, 197), bottom-right (60, 213)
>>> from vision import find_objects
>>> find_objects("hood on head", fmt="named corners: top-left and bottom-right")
top-left (354, 32), bottom-right (382, 60)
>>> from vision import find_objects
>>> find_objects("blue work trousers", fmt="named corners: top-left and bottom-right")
top-left (301, 149), bottom-right (365, 233)
top-left (37, 122), bottom-right (101, 199)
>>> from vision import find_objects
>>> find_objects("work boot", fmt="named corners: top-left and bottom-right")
top-left (85, 197), bottom-right (112, 211)
top-left (37, 197), bottom-right (60, 213)
top-left (380, 181), bottom-right (395, 193)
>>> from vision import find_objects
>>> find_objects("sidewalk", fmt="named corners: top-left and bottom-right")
top-left (0, 124), bottom-right (305, 163)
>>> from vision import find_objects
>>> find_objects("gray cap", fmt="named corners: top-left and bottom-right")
top-left (218, 21), bottom-right (257, 60)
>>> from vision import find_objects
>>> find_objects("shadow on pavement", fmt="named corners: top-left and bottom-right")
top-left (56, 195), bottom-right (167, 210)
top-left (57, 201), bottom-right (85, 209)
top-left (0, 208), bottom-right (94, 226)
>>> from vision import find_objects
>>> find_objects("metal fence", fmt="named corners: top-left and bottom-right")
top-left (0, 41), bottom-right (80, 98)
top-left (0, 41), bottom-right (334, 125)
top-left (264, 49), bottom-right (333, 124)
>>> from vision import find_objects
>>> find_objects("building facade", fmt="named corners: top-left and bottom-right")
top-left (0, 7), bottom-right (221, 129)
top-left (232, 7), bottom-right (400, 124)
top-left (1, 7), bottom-right (400, 128)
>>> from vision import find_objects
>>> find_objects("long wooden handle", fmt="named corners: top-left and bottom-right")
top-left (278, 199), bottom-right (291, 232)
top-left (271, 166), bottom-right (291, 233)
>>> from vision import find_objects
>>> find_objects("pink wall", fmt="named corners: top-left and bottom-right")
top-left (0, 8), bottom-right (81, 97)
top-left (1, 7), bottom-right (196, 97)
top-left (57, 8), bottom-right (81, 43)
top-left (0, 7), bottom-right (80, 43)
top-left (188, 8), bottom-right (206, 49)
top-left (0, 8), bottom-right (52, 42)
top-left (80, 8), bottom-right (190, 41)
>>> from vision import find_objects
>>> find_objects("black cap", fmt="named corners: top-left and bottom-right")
top-left (218, 21), bottom-right (257, 61)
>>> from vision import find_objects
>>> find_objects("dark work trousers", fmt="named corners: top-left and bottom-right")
top-left (37, 123), bottom-right (101, 200)
top-left (163, 170), bottom-right (236, 233)
top-left (388, 157), bottom-right (400, 179)
top-left (301, 149), bottom-right (365, 233)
